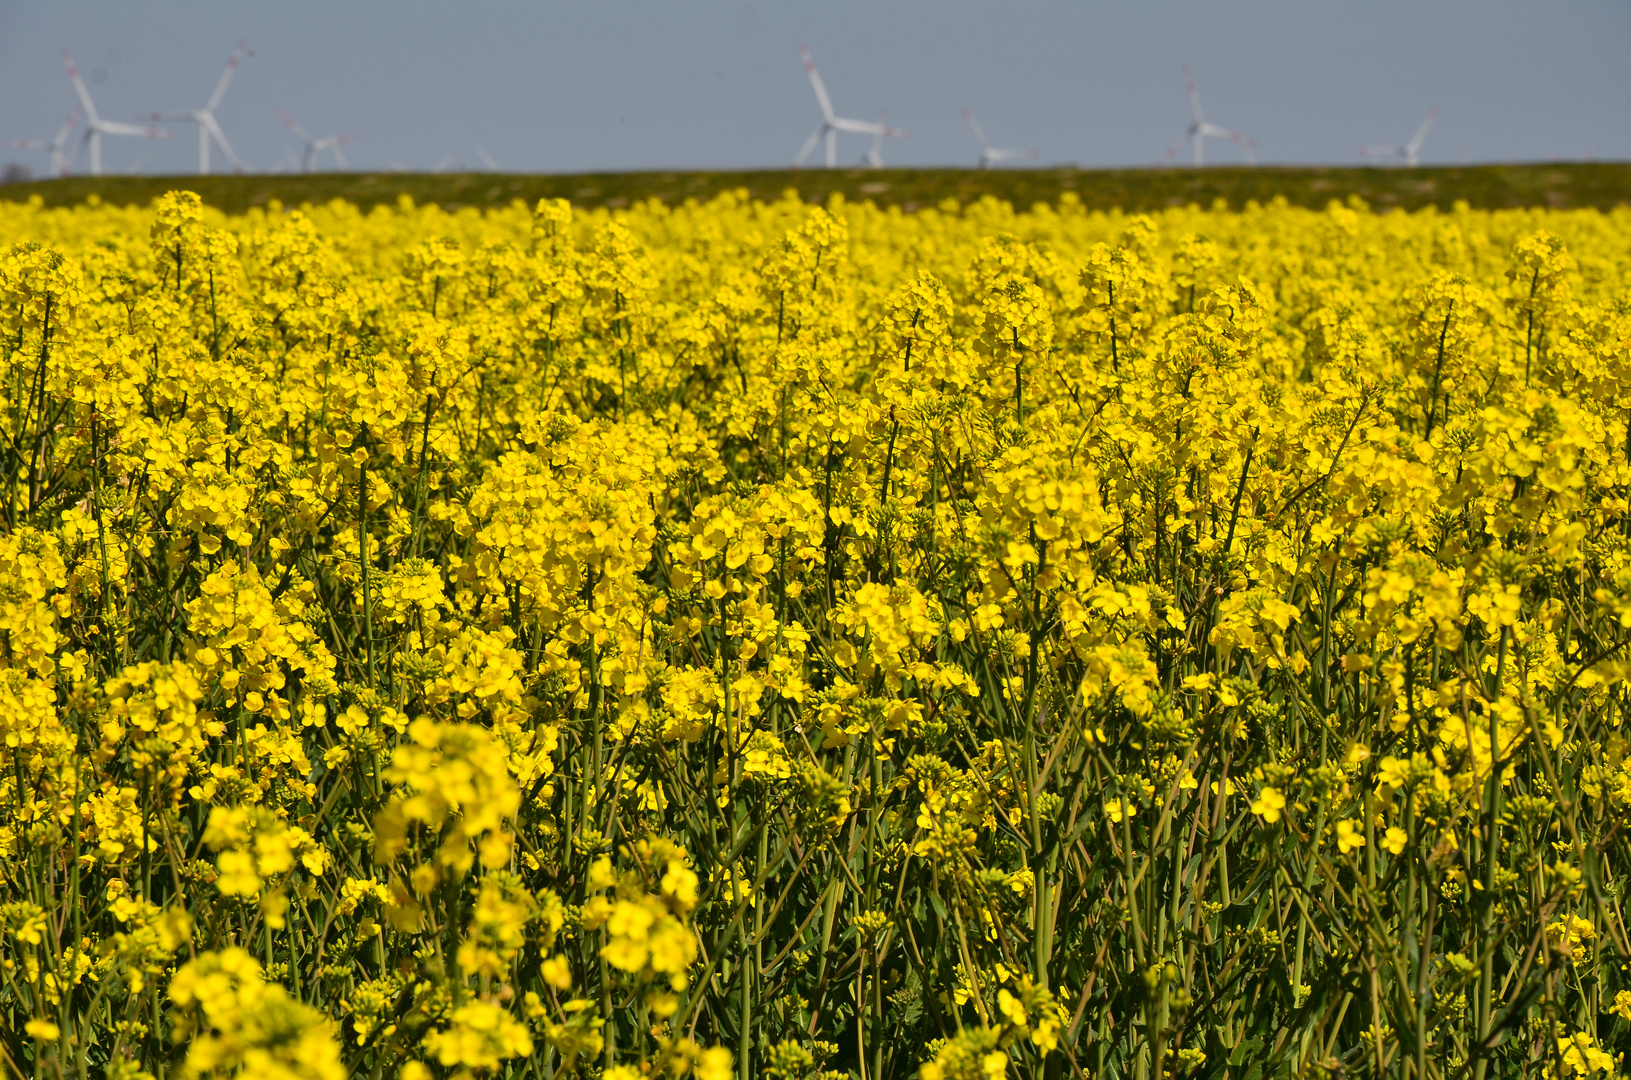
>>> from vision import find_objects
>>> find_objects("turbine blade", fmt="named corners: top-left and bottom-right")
top-left (794, 126), bottom-right (823, 167)
top-left (54, 111), bottom-right (81, 150)
top-left (1183, 65), bottom-right (1204, 123)
top-left (278, 108), bottom-right (313, 144)
top-left (1407, 108), bottom-right (1437, 156)
top-left (331, 143), bottom-right (348, 168)
top-left (1218, 128), bottom-right (1256, 163)
top-left (962, 109), bottom-right (991, 150)
top-left (201, 114), bottom-right (244, 171)
top-left (833, 118), bottom-right (909, 137)
top-left (69, 129), bottom-right (91, 173)
top-left (97, 120), bottom-right (173, 138)
top-left (475, 144), bottom-right (499, 170)
top-left (206, 41), bottom-right (248, 113)
top-left (799, 46), bottom-right (836, 123)
top-left (62, 54), bottom-right (100, 123)
top-left (867, 110), bottom-right (886, 164)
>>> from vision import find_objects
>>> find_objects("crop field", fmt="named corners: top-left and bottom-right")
top-left (1, 179), bottom-right (1630, 1080)
top-left (6, 162), bottom-right (1631, 217)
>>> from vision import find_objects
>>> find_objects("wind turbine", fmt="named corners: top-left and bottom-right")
top-left (278, 110), bottom-right (355, 172)
top-left (62, 53), bottom-right (171, 176)
top-left (793, 45), bottom-right (907, 168)
top-left (8, 111), bottom-right (80, 177)
top-left (152, 41), bottom-right (249, 174)
top-left (962, 109), bottom-right (1036, 168)
top-left (1164, 66), bottom-right (1255, 166)
top-left (1360, 109), bottom-right (1437, 167)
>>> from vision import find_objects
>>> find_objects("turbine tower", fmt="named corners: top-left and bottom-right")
top-left (1360, 109), bottom-right (1437, 167)
top-left (1164, 65), bottom-right (1255, 166)
top-left (62, 53), bottom-right (171, 176)
top-left (962, 109), bottom-right (1036, 169)
top-left (793, 46), bottom-right (906, 168)
top-left (8, 111), bottom-right (80, 177)
top-left (153, 41), bottom-right (249, 175)
top-left (278, 110), bottom-right (356, 172)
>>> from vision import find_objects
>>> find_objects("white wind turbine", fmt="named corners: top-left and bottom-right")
top-left (152, 41), bottom-right (249, 174)
top-left (278, 110), bottom-right (355, 172)
top-left (62, 53), bottom-right (171, 176)
top-left (793, 46), bottom-right (907, 168)
top-left (962, 109), bottom-right (1036, 168)
top-left (1165, 65), bottom-right (1255, 166)
top-left (1361, 109), bottom-right (1437, 167)
top-left (8, 111), bottom-right (80, 177)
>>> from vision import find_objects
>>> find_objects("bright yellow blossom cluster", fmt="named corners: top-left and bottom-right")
top-left (1, 184), bottom-right (1630, 1079)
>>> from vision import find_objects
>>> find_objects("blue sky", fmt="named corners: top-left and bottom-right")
top-left (1, 1), bottom-right (1625, 176)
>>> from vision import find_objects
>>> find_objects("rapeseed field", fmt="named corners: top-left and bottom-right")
top-left (1, 186), bottom-right (1629, 1080)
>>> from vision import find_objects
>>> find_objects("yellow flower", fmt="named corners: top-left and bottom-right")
top-left (423, 1000), bottom-right (534, 1070)
top-left (169, 948), bottom-right (344, 1080)
top-left (541, 955), bottom-right (573, 990)
top-left (24, 1018), bottom-right (59, 1041)
top-left (1250, 787), bottom-right (1286, 824)
top-left (1547, 914), bottom-right (1597, 961)
top-left (1334, 819), bottom-right (1365, 854)
top-left (1551, 1031), bottom-right (1616, 1077)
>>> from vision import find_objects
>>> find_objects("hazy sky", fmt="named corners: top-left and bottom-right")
top-left (0, 1), bottom-right (1625, 177)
